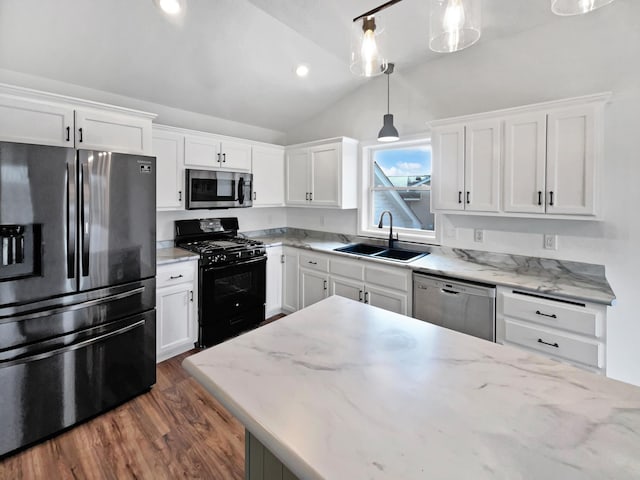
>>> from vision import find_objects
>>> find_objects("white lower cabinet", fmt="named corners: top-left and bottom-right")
top-left (282, 247), bottom-right (299, 313)
top-left (266, 246), bottom-right (283, 317)
top-left (156, 261), bottom-right (198, 362)
top-left (329, 255), bottom-right (412, 316)
top-left (496, 286), bottom-right (607, 373)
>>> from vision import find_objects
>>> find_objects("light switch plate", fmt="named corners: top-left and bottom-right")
top-left (474, 229), bottom-right (484, 243)
top-left (544, 234), bottom-right (557, 250)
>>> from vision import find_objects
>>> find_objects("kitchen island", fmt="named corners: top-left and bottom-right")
top-left (183, 296), bottom-right (640, 479)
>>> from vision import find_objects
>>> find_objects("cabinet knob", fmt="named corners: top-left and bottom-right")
top-left (364, 291), bottom-right (369, 304)
top-left (538, 191), bottom-right (542, 206)
top-left (178, 190), bottom-right (182, 202)
top-left (78, 127), bottom-right (83, 143)
top-left (466, 191), bottom-right (470, 204)
top-left (323, 280), bottom-right (327, 291)
top-left (217, 153), bottom-right (221, 163)
top-left (309, 192), bottom-right (313, 201)
top-left (458, 191), bottom-right (462, 204)
top-left (222, 153), bottom-right (226, 163)
top-left (549, 191), bottom-right (554, 206)
top-left (66, 126), bottom-right (71, 142)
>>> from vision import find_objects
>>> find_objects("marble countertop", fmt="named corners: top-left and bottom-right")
top-left (184, 296), bottom-right (640, 480)
top-left (250, 232), bottom-right (615, 305)
top-left (156, 247), bottom-right (199, 265)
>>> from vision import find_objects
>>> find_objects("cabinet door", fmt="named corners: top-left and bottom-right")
top-left (0, 94), bottom-right (74, 147)
top-left (366, 285), bottom-right (408, 315)
top-left (156, 283), bottom-right (195, 362)
top-left (74, 108), bottom-right (152, 155)
top-left (184, 134), bottom-right (220, 168)
top-left (432, 124), bottom-right (465, 211)
top-left (464, 119), bottom-right (501, 212)
top-left (546, 105), bottom-right (597, 216)
top-left (285, 149), bottom-right (310, 205)
top-left (503, 113), bottom-right (547, 213)
top-left (266, 246), bottom-right (283, 317)
top-left (282, 249), bottom-right (299, 312)
top-left (220, 139), bottom-right (251, 171)
top-left (252, 146), bottom-right (285, 206)
top-left (330, 276), bottom-right (364, 303)
top-left (153, 129), bottom-right (184, 209)
top-left (300, 268), bottom-right (329, 308)
top-left (310, 144), bottom-right (340, 207)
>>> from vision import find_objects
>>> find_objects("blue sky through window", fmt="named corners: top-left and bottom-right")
top-left (374, 147), bottom-right (432, 187)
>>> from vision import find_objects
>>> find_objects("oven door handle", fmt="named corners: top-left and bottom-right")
top-left (202, 256), bottom-right (266, 272)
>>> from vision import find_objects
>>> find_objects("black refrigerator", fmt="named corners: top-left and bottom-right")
top-left (0, 141), bottom-right (156, 457)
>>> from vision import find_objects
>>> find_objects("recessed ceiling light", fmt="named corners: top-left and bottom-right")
top-left (296, 64), bottom-right (310, 78)
top-left (154, 0), bottom-right (182, 15)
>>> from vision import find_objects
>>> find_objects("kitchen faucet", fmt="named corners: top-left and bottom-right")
top-left (377, 210), bottom-right (397, 249)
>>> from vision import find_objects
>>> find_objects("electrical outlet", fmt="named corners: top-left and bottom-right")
top-left (543, 234), bottom-right (557, 250)
top-left (474, 229), bottom-right (484, 243)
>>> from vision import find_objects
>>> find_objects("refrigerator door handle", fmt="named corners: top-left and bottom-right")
top-left (0, 318), bottom-right (145, 368)
top-left (66, 161), bottom-right (76, 279)
top-left (80, 160), bottom-right (91, 277)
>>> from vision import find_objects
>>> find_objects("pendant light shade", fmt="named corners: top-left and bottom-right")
top-left (551, 0), bottom-right (615, 15)
top-left (429, 0), bottom-right (481, 53)
top-left (378, 63), bottom-right (399, 143)
top-left (350, 15), bottom-right (389, 77)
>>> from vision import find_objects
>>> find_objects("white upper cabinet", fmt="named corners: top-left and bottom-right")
top-left (431, 121), bottom-right (500, 213)
top-left (184, 133), bottom-right (251, 171)
top-left (0, 94), bottom-right (74, 147)
top-left (252, 145), bottom-right (285, 207)
top-left (153, 127), bottom-right (184, 210)
top-left (431, 93), bottom-right (609, 219)
top-left (0, 84), bottom-right (155, 154)
top-left (546, 105), bottom-right (597, 216)
top-left (432, 124), bottom-right (465, 211)
top-left (285, 137), bottom-right (358, 209)
top-left (464, 119), bottom-right (501, 212)
top-left (74, 108), bottom-right (152, 155)
top-left (503, 112), bottom-right (547, 214)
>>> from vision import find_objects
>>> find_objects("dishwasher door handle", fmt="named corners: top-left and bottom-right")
top-left (441, 288), bottom-right (460, 295)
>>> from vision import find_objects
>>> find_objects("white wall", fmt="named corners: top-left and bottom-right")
top-left (285, 2), bottom-right (640, 386)
top-left (0, 68), bottom-right (286, 145)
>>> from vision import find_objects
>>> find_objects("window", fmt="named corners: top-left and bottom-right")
top-left (360, 138), bottom-right (435, 242)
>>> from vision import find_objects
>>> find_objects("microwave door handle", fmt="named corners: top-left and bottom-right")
top-left (67, 161), bottom-right (76, 278)
top-left (238, 177), bottom-right (245, 205)
top-left (81, 160), bottom-right (90, 276)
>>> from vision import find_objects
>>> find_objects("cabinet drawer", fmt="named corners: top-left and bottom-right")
top-left (299, 253), bottom-right (329, 272)
top-left (504, 320), bottom-right (603, 368)
top-left (502, 292), bottom-right (602, 337)
top-left (365, 265), bottom-right (409, 291)
top-left (157, 263), bottom-right (196, 288)
top-left (330, 258), bottom-right (364, 281)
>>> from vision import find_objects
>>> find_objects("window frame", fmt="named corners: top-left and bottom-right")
top-left (358, 135), bottom-right (439, 244)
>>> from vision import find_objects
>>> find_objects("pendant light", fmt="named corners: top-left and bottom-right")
top-left (378, 63), bottom-right (399, 142)
top-left (350, 0), bottom-right (403, 77)
top-left (429, 0), bottom-right (482, 53)
top-left (551, 0), bottom-right (615, 15)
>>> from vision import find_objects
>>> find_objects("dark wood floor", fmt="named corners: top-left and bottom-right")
top-left (0, 314), bottom-right (289, 479)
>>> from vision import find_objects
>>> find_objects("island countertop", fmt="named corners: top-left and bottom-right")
top-left (183, 296), bottom-right (640, 480)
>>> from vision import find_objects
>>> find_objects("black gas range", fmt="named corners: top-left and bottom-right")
top-left (175, 218), bottom-right (266, 347)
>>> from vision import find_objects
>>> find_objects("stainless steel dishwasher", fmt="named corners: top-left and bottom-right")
top-left (413, 273), bottom-right (496, 342)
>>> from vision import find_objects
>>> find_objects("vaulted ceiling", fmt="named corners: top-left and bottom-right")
top-left (0, 0), bottom-right (562, 132)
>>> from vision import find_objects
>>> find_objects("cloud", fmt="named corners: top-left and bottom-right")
top-left (381, 162), bottom-right (426, 177)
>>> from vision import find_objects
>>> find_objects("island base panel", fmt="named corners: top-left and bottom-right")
top-left (245, 430), bottom-right (300, 480)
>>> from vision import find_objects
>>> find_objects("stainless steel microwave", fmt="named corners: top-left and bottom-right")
top-left (185, 169), bottom-right (253, 209)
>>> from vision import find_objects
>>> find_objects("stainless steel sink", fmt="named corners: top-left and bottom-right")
top-left (334, 243), bottom-right (428, 263)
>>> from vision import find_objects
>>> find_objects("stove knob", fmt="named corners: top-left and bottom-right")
top-left (220, 254), bottom-right (227, 262)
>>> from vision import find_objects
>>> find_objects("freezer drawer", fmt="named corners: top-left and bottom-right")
top-left (0, 309), bottom-right (155, 457)
top-left (413, 273), bottom-right (496, 342)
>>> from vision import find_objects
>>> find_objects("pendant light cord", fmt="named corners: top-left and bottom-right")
top-left (387, 73), bottom-right (390, 114)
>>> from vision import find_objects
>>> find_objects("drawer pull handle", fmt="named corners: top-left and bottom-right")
top-left (170, 274), bottom-right (184, 280)
top-left (535, 310), bottom-right (557, 319)
top-left (537, 338), bottom-right (559, 348)
top-left (359, 290), bottom-right (363, 302)
top-left (308, 261), bottom-right (317, 265)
